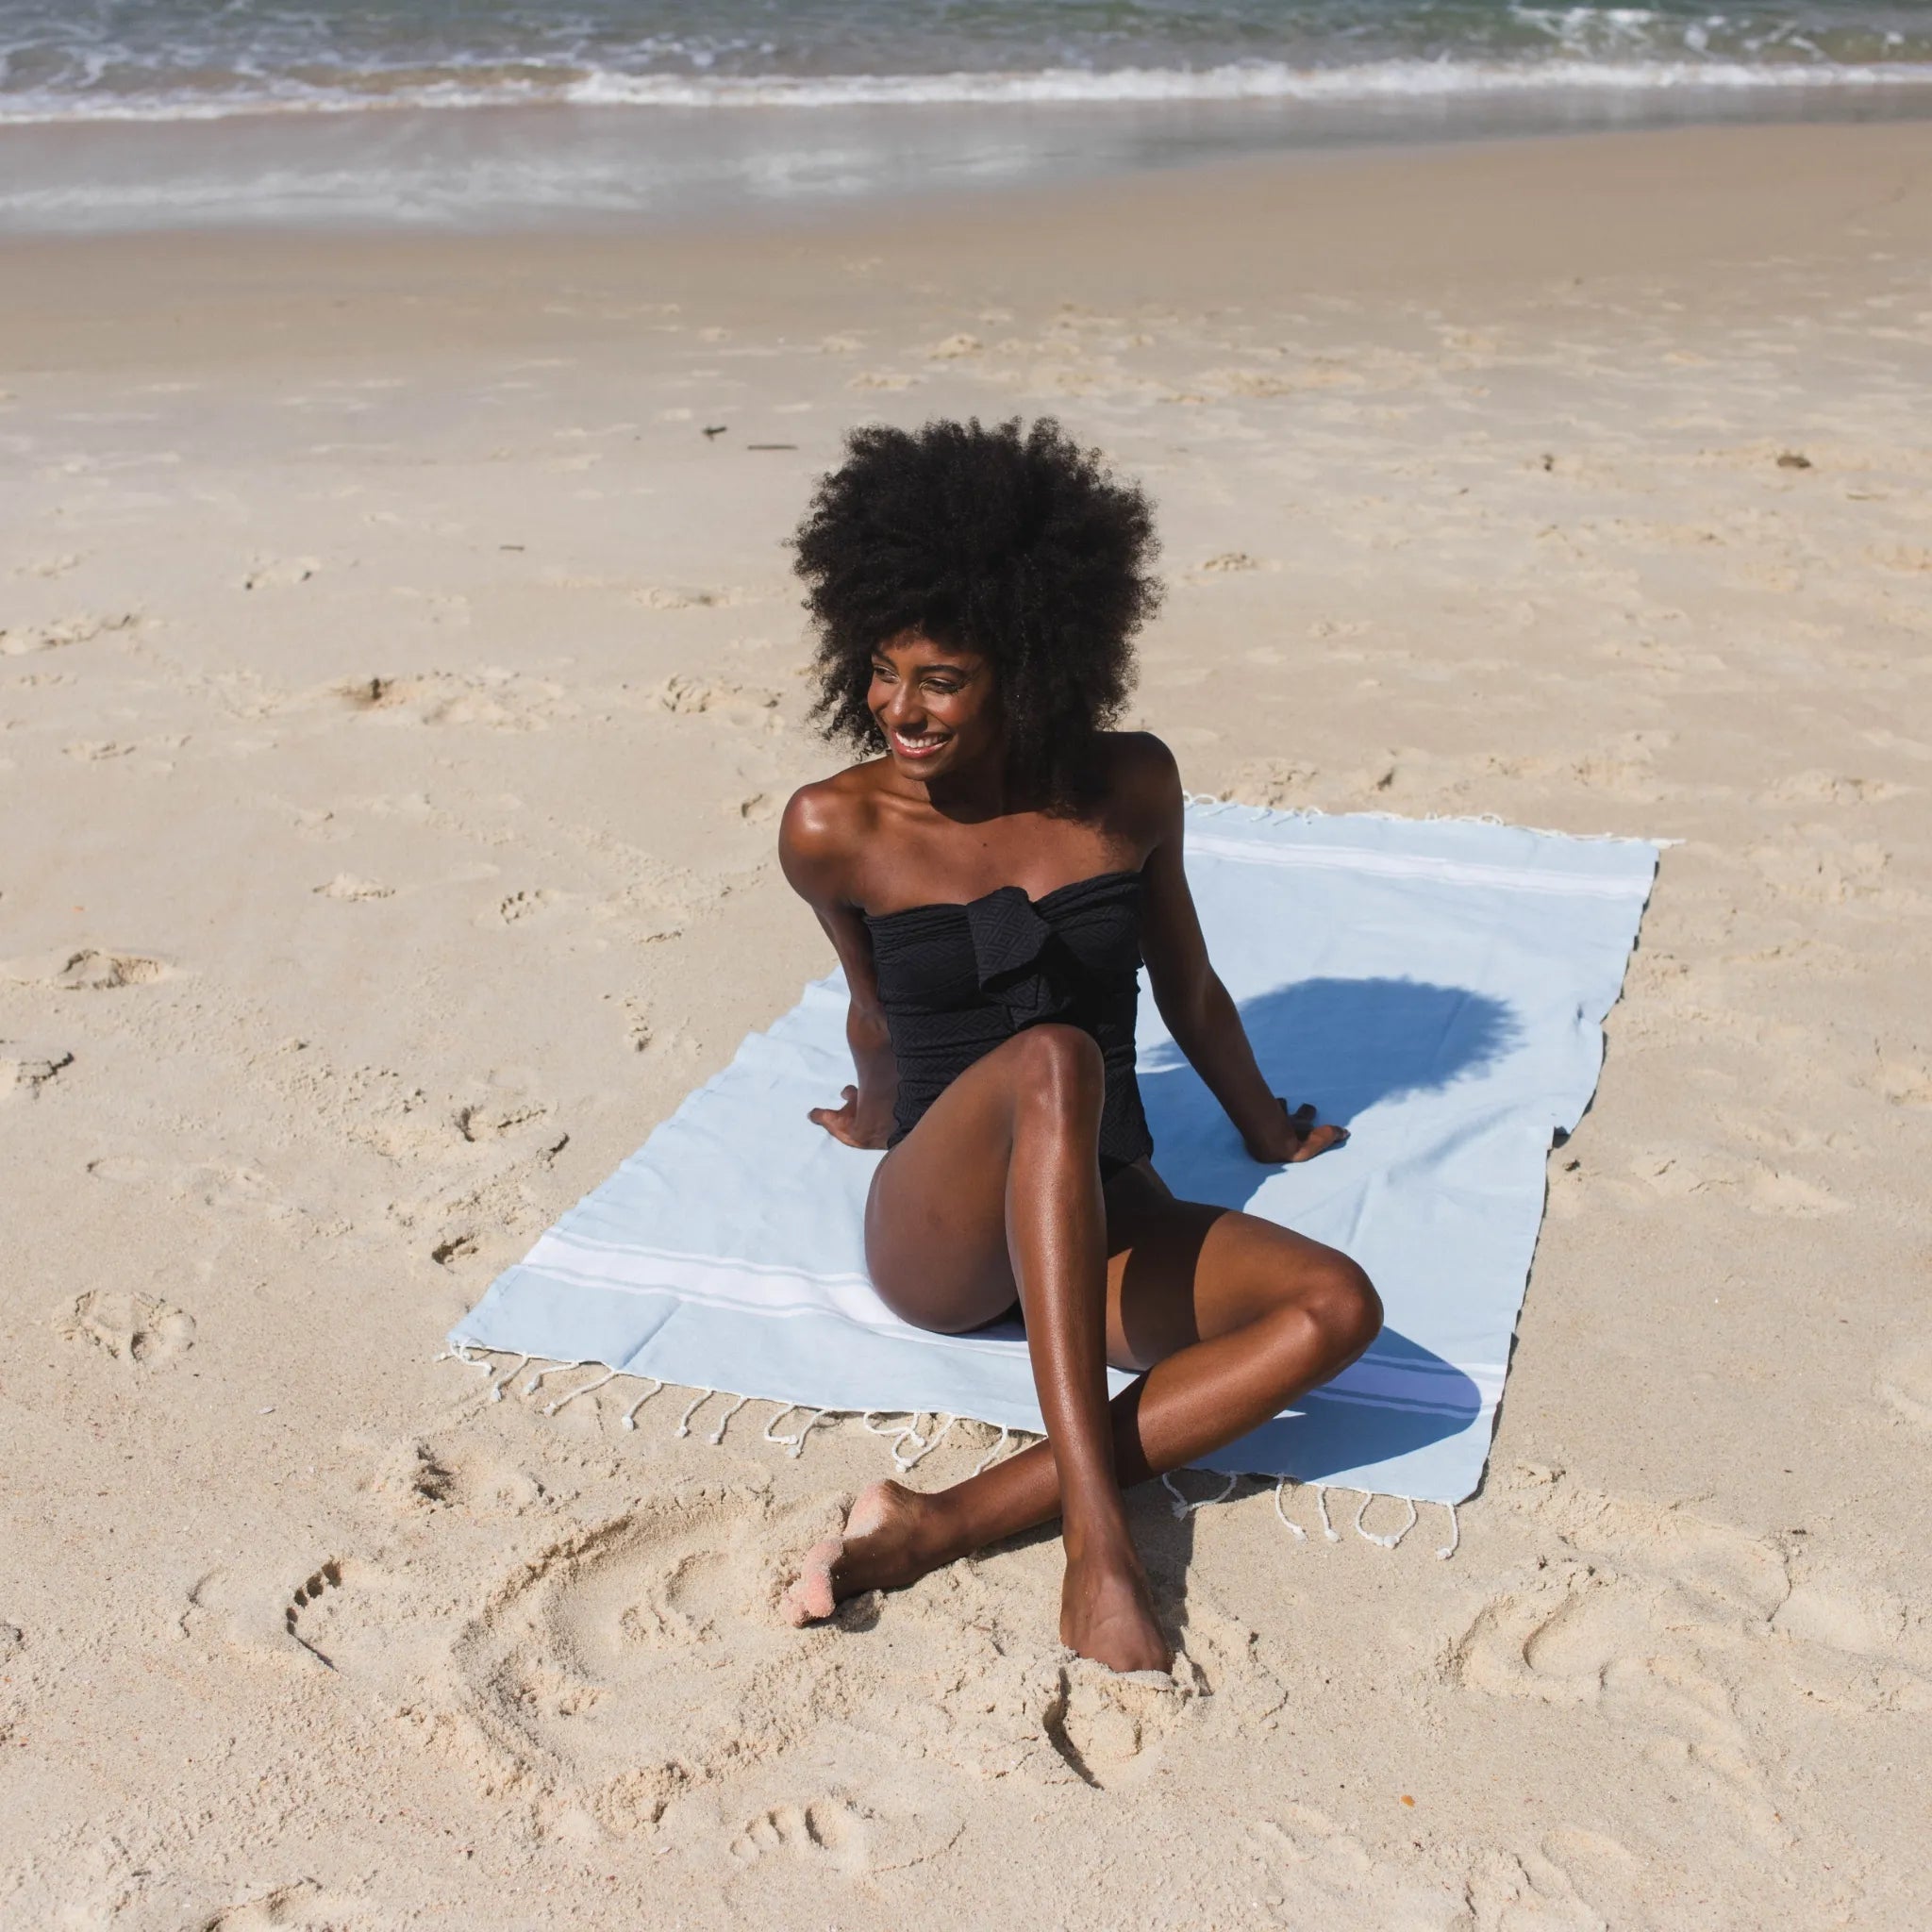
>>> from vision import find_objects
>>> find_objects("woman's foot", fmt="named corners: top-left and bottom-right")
top-left (1060, 1536), bottom-right (1172, 1674)
top-left (779, 1480), bottom-right (949, 1625)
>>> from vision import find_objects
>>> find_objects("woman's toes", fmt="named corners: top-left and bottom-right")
top-left (780, 1537), bottom-right (842, 1626)
top-left (781, 1481), bottom-right (941, 1630)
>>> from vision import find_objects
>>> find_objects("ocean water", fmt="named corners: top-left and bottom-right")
top-left (2, 1), bottom-right (1929, 230)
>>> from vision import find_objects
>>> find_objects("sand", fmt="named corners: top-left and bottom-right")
top-left (3, 120), bottom-right (1930, 1928)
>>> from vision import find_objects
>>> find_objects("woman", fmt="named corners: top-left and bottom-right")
top-left (777, 418), bottom-right (1379, 1675)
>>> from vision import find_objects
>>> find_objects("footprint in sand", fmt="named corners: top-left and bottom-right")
top-left (1876, 1336), bottom-right (1932, 1429)
top-left (655, 674), bottom-right (781, 724)
top-left (717, 1778), bottom-right (966, 1887)
top-left (56, 1290), bottom-right (196, 1367)
top-left (1501, 1463), bottom-right (1790, 1621)
top-left (633, 584), bottom-right (760, 611)
top-left (0, 610), bottom-right (136, 656)
top-left (1034, 1656), bottom-right (1208, 1787)
top-left (491, 888), bottom-right (563, 926)
top-left (313, 873), bottom-right (393, 902)
top-left (441, 1472), bottom-right (1257, 1840)
top-left (1870, 1051), bottom-right (1932, 1108)
top-left (1448, 1557), bottom-right (1785, 1844)
top-left (1190, 551), bottom-right (1278, 579)
top-left (366, 1441), bottom-right (458, 1514)
top-left (1226, 758), bottom-right (1323, 811)
top-left (448, 1482), bottom-right (843, 1824)
top-left (1772, 1567), bottom-right (1909, 1658)
top-left (1453, 1468), bottom-right (1796, 1844)
top-left (338, 670), bottom-right (568, 731)
top-left (1, 1046), bottom-right (72, 1099)
top-left (1241, 1807), bottom-right (1483, 1929)
top-left (203, 1878), bottom-right (391, 1930)
top-left (1748, 832), bottom-right (1903, 908)
top-left (284, 1559), bottom-right (345, 1665)
top-left (728, 1798), bottom-right (871, 1872)
top-left (240, 556), bottom-right (319, 591)
top-left (1769, 770), bottom-right (1911, 808)
top-left (2, 948), bottom-right (169, 991)
top-left (270, 1545), bottom-right (471, 1691)
top-left (363, 1437), bottom-right (549, 1520)
top-left (453, 1098), bottom-right (557, 1145)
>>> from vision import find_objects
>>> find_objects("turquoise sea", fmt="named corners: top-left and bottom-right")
top-left (3, 1), bottom-right (1929, 229)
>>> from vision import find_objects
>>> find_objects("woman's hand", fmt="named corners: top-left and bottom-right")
top-left (808, 1085), bottom-right (895, 1151)
top-left (1244, 1098), bottom-right (1349, 1166)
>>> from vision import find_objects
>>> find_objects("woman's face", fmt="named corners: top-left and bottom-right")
top-left (868, 630), bottom-right (1001, 783)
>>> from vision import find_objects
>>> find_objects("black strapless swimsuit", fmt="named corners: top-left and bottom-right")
top-left (862, 869), bottom-right (1155, 1178)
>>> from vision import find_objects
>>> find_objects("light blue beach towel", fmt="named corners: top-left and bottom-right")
top-left (451, 803), bottom-right (1657, 1512)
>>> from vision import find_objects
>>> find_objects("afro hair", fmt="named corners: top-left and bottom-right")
top-left (792, 416), bottom-right (1161, 804)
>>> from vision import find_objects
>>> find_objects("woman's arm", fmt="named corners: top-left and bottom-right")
top-left (779, 781), bottom-right (900, 1150)
top-left (1131, 741), bottom-right (1347, 1165)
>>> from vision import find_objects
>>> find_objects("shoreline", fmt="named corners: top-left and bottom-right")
top-left (6, 118), bottom-right (1931, 376)
top-left (1, 81), bottom-right (1929, 240)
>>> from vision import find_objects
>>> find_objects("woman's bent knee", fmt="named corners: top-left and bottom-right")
top-left (1006, 1023), bottom-right (1105, 1103)
top-left (1310, 1253), bottom-right (1382, 1364)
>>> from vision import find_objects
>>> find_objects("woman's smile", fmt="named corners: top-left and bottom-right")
top-left (865, 628), bottom-right (999, 784)
top-left (888, 724), bottom-right (950, 760)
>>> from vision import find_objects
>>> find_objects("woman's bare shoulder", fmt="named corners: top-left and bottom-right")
top-left (779, 759), bottom-right (891, 901)
top-left (1093, 730), bottom-right (1184, 835)
top-left (1100, 729), bottom-right (1181, 789)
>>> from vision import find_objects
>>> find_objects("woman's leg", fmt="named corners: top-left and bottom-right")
top-left (848, 1020), bottom-right (1166, 1672)
top-left (868, 1181), bottom-right (1382, 1579)
top-left (782, 1031), bottom-right (1382, 1670)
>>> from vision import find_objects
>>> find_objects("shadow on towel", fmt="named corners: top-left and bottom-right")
top-left (1135, 976), bottom-right (1504, 1481)
top-left (1140, 975), bottom-right (1522, 1191)
top-left (1206, 1326), bottom-right (1484, 1480)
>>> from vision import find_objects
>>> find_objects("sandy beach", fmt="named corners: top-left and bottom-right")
top-left (4, 118), bottom-right (1931, 1926)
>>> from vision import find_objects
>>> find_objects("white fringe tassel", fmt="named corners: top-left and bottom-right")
top-left (763, 1404), bottom-right (827, 1458)
top-left (895, 1414), bottom-right (955, 1471)
top-left (861, 1409), bottom-right (957, 1472)
top-left (1273, 1476), bottom-right (1307, 1541)
top-left (1354, 1490), bottom-right (1418, 1550)
top-left (434, 1351), bottom-right (1460, 1550)
top-left (1161, 1471), bottom-right (1240, 1519)
top-left (438, 1342), bottom-right (496, 1388)
top-left (545, 1367), bottom-right (617, 1417)
top-left (1313, 1485), bottom-right (1341, 1542)
top-left (622, 1377), bottom-right (664, 1431)
top-left (1272, 1477), bottom-right (1457, 1557)
top-left (707, 1392), bottom-right (749, 1444)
